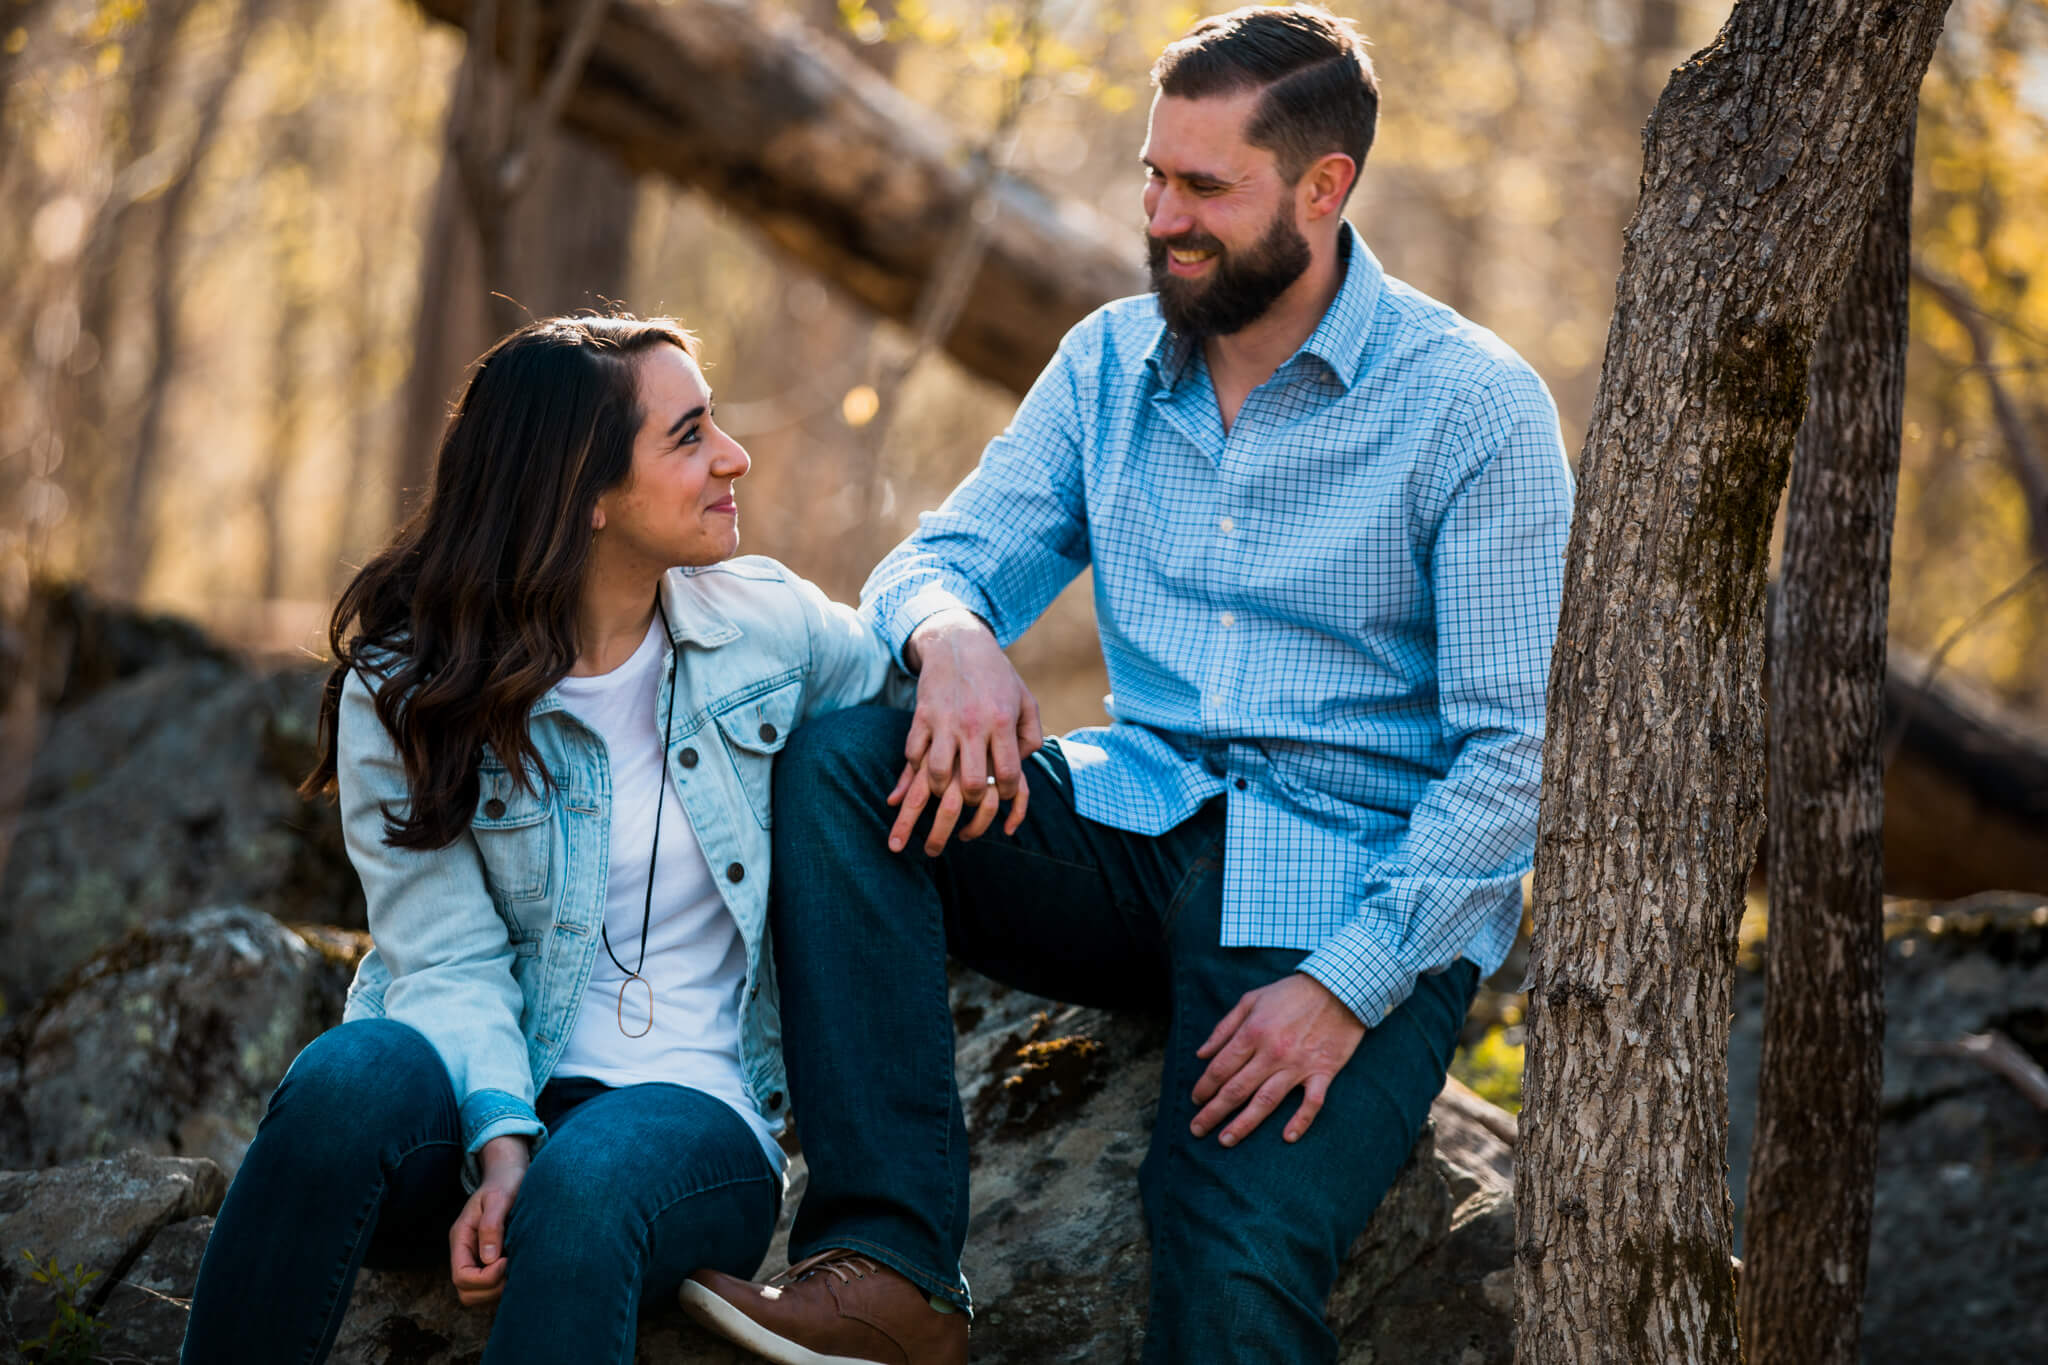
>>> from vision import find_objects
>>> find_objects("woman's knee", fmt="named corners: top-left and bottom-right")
top-left (266, 1020), bottom-right (452, 1151)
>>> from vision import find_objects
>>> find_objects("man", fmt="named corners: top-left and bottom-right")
top-left (682, 6), bottom-right (1573, 1362)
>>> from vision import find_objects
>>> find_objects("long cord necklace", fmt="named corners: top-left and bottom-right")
top-left (604, 605), bottom-right (677, 1039)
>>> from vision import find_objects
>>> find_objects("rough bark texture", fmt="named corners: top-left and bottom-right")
top-left (1513, 4), bottom-right (1950, 1363)
top-left (410, 0), bottom-right (1144, 397)
top-left (1738, 128), bottom-right (1913, 1365)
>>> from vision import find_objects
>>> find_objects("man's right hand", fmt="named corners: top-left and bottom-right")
top-left (890, 609), bottom-right (1043, 855)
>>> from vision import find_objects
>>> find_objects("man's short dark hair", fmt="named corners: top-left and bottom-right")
top-left (1151, 5), bottom-right (1378, 194)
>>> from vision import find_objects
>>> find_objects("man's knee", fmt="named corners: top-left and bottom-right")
top-left (774, 706), bottom-right (913, 817)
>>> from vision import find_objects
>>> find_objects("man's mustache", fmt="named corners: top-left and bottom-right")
top-left (1148, 230), bottom-right (1227, 257)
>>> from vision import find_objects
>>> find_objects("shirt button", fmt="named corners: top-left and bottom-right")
top-left (758, 722), bottom-right (778, 742)
top-left (727, 862), bottom-right (746, 883)
top-left (483, 797), bottom-right (506, 819)
top-left (1233, 777), bottom-right (1248, 791)
top-left (1219, 611), bottom-right (1236, 628)
top-left (1218, 515), bottom-right (1235, 534)
top-left (679, 747), bottom-right (699, 768)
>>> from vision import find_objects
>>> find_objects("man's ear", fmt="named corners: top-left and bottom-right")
top-left (1301, 152), bottom-right (1357, 223)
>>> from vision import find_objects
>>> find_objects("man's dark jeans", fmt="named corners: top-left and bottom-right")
top-left (771, 707), bottom-right (1480, 1365)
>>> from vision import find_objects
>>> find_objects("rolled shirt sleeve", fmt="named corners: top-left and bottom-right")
top-left (861, 322), bottom-right (1094, 663)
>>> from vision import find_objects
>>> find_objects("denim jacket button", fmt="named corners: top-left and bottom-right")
top-left (749, 982), bottom-right (760, 1001)
top-left (726, 862), bottom-right (745, 883)
top-left (758, 722), bottom-right (778, 742)
top-left (483, 797), bottom-right (506, 818)
top-left (679, 747), bottom-right (699, 769)
top-left (766, 1091), bottom-right (784, 1110)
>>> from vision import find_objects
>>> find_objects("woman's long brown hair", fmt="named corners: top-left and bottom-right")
top-left (303, 314), bottom-right (699, 849)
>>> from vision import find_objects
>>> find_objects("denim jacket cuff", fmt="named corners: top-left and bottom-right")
top-left (458, 1088), bottom-right (547, 1191)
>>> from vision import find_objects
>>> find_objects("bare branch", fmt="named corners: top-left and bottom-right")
top-left (525, 0), bottom-right (611, 155)
top-left (1905, 1031), bottom-right (2048, 1114)
top-left (1882, 555), bottom-right (2048, 770)
top-left (1911, 259), bottom-right (2048, 564)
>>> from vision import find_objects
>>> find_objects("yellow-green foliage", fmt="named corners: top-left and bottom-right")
top-left (16, 1251), bottom-right (105, 1365)
top-left (1453, 1025), bottom-right (1526, 1115)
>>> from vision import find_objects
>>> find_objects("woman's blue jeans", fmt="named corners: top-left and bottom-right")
top-left (770, 707), bottom-right (1480, 1365)
top-left (180, 1018), bottom-right (780, 1365)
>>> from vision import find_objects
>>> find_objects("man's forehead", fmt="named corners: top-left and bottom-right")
top-left (1141, 89), bottom-right (1272, 177)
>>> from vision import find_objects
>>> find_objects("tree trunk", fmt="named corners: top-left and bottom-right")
top-left (60, 0), bottom-right (192, 524)
top-left (389, 39), bottom-right (638, 524)
top-left (1513, 4), bottom-right (1950, 1363)
top-left (106, 0), bottom-right (273, 593)
top-left (1738, 126), bottom-right (1913, 1365)
top-left (409, 0), bottom-right (1143, 397)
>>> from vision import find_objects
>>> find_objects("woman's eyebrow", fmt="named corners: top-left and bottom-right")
top-left (665, 402), bottom-right (708, 439)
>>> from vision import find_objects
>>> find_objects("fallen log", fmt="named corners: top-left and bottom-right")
top-left (1882, 646), bottom-right (2048, 899)
top-left (411, 0), bottom-right (1144, 396)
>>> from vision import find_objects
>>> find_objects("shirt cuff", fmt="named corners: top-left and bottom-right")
top-left (1297, 922), bottom-right (1419, 1030)
top-left (884, 583), bottom-right (996, 670)
top-left (458, 1087), bottom-right (547, 1191)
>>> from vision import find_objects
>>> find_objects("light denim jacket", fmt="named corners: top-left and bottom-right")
top-left (338, 557), bottom-right (907, 1180)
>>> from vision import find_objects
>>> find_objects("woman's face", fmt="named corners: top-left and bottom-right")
top-left (592, 344), bottom-right (751, 570)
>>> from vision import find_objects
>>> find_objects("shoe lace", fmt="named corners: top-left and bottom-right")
top-left (770, 1249), bottom-right (885, 1288)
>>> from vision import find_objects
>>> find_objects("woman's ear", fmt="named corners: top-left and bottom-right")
top-left (591, 506), bottom-right (606, 533)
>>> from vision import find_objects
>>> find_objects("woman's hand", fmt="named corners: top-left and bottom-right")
top-left (449, 1135), bottom-right (530, 1307)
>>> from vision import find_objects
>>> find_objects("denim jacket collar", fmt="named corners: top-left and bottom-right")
top-left (530, 568), bottom-right (744, 719)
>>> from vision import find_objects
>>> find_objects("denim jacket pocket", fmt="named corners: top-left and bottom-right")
top-left (471, 761), bottom-right (556, 903)
top-left (712, 679), bottom-right (801, 828)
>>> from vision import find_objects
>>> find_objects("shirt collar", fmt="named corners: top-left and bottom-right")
top-left (1144, 219), bottom-right (1384, 394)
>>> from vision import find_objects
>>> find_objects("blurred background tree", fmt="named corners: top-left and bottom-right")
top-left (2, 0), bottom-right (2044, 735)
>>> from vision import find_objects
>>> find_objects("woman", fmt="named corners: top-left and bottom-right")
top-left (182, 314), bottom-right (916, 1363)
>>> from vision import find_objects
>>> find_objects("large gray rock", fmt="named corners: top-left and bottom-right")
top-left (0, 907), bottom-right (360, 1175)
top-left (335, 975), bottom-right (1515, 1364)
top-left (1726, 893), bottom-right (2048, 1364)
top-left (0, 1150), bottom-right (225, 1350)
top-left (0, 657), bottom-right (359, 1016)
top-left (15, 968), bottom-right (1516, 1363)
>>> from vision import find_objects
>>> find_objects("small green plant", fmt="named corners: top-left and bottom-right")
top-left (1452, 1024), bottom-right (1526, 1115)
top-left (16, 1250), bottom-right (105, 1365)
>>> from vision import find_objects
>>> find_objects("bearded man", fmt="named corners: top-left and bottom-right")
top-left (683, 6), bottom-right (1574, 1363)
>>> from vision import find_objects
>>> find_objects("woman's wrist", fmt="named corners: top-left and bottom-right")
top-left (478, 1134), bottom-right (531, 1180)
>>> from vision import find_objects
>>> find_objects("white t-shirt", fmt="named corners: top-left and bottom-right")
top-left (552, 617), bottom-right (784, 1172)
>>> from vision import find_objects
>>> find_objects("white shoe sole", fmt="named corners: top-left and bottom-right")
top-left (677, 1280), bottom-right (883, 1365)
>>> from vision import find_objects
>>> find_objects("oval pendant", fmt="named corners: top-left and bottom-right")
top-left (617, 974), bottom-right (654, 1038)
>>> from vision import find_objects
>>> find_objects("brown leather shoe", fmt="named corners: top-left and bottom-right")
top-left (680, 1249), bottom-right (969, 1365)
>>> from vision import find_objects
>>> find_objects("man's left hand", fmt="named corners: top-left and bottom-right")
top-left (1190, 974), bottom-right (1364, 1147)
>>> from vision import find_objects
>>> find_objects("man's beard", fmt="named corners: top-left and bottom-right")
top-left (1147, 207), bottom-right (1313, 340)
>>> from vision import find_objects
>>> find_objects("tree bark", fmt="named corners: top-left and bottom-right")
top-left (1738, 126), bottom-right (1913, 1365)
top-left (1513, 4), bottom-right (1950, 1363)
top-left (409, 0), bottom-right (1143, 397)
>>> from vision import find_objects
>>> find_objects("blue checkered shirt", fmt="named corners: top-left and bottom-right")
top-left (862, 224), bottom-right (1574, 1026)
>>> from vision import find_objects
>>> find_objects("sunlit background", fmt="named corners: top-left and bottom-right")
top-left (8, 0), bottom-right (2047, 733)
